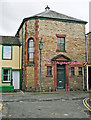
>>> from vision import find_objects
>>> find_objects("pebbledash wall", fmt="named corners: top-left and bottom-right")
top-left (17, 10), bottom-right (87, 91)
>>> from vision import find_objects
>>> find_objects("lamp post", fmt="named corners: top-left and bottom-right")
top-left (39, 39), bottom-right (43, 92)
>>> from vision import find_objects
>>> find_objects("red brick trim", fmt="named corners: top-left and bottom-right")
top-left (34, 19), bottom-right (39, 88)
top-left (45, 64), bottom-right (53, 66)
top-left (65, 64), bottom-right (69, 91)
top-left (54, 63), bottom-right (57, 88)
top-left (70, 64), bottom-right (83, 67)
top-left (56, 34), bottom-right (66, 37)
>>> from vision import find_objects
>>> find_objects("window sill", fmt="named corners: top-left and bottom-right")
top-left (56, 49), bottom-right (66, 52)
top-left (46, 75), bottom-right (53, 77)
top-left (69, 75), bottom-right (75, 77)
top-left (2, 58), bottom-right (12, 60)
top-left (26, 64), bottom-right (34, 66)
top-left (77, 75), bottom-right (83, 77)
top-left (2, 81), bottom-right (11, 83)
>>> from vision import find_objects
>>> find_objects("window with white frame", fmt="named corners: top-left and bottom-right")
top-left (2, 68), bottom-right (11, 82)
top-left (28, 38), bottom-right (34, 64)
top-left (2, 46), bottom-right (12, 60)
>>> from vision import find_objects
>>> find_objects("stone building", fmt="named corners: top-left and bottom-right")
top-left (16, 6), bottom-right (87, 91)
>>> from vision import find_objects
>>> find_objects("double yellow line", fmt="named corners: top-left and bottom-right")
top-left (83, 98), bottom-right (91, 111)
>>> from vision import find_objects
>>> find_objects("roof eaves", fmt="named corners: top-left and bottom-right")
top-left (15, 16), bottom-right (87, 36)
top-left (36, 16), bottom-right (87, 24)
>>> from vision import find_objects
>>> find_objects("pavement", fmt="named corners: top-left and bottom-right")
top-left (0, 91), bottom-right (91, 119)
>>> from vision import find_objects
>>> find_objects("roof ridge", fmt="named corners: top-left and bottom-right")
top-left (39, 9), bottom-right (86, 22)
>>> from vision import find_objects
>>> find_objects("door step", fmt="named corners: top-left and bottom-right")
top-left (56, 89), bottom-right (65, 92)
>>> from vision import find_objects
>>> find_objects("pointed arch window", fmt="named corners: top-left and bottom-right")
top-left (28, 38), bottom-right (34, 64)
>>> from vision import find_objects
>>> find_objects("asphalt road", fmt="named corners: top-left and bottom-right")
top-left (0, 91), bottom-right (91, 119)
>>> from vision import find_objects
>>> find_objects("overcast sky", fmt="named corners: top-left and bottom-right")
top-left (0, 0), bottom-right (90, 36)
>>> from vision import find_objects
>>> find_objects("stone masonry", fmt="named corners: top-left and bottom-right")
top-left (17, 8), bottom-right (87, 91)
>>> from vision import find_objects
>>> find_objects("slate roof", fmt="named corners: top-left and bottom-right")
top-left (34, 10), bottom-right (86, 23)
top-left (16, 8), bottom-right (87, 36)
top-left (0, 36), bottom-right (20, 45)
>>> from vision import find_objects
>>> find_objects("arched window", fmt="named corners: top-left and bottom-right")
top-left (28, 38), bottom-right (34, 64)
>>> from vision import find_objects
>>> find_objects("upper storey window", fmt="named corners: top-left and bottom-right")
top-left (56, 34), bottom-right (66, 52)
top-left (2, 46), bottom-right (12, 60)
top-left (57, 37), bottom-right (65, 51)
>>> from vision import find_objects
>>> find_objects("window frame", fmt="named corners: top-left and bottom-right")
top-left (2, 45), bottom-right (12, 60)
top-left (57, 37), bottom-right (65, 51)
top-left (27, 38), bottom-right (34, 65)
top-left (2, 67), bottom-right (12, 83)
top-left (71, 67), bottom-right (75, 76)
top-left (47, 66), bottom-right (52, 76)
top-left (78, 67), bottom-right (82, 76)
top-left (56, 34), bottom-right (66, 52)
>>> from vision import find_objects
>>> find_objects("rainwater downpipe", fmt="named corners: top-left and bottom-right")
top-left (83, 34), bottom-right (88, 90)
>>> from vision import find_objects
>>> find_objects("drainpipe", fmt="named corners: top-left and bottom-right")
top-left (83, 34), bottom-right (88, 90)
top-left (85, 34), bottom-right (88, 63)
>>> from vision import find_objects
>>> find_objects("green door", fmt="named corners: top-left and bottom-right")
top-left (57, 64), bottom-right (65, 89)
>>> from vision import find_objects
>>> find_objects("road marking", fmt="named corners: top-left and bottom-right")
top-left (83, 98), bottom-right (91, 111)
top-left (85, 98), bottom-right (91, 109)
top-left (0, 104), bottom-right (3, 111)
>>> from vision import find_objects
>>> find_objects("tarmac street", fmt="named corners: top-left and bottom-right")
top-left (0, 91), bottom-right (91, 118)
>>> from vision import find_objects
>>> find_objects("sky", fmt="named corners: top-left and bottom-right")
top-left (0, 0), bottom-right (91, 36)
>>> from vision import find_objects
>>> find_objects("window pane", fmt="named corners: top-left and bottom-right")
top-left (47, 66), bottom-right (52, 76)
top-left (60, 43), bottom-right (64, 49)
top-left (29, 39), bottom-right (34, 47)
top-left (29, 53), bottom-right (34, 59)
top-left (57, 45), bottom-right (61, 50)
top-left (79, 67), bottom-right (82, 75)
top-left (71, 67), bottom-right (75, 76)
top-left (57, 37), bottom-right (65, 50)
top-left (60, 38), bottom-right (65, 43)
top-left (29, 58), bottom-right (33, 62)
top-left (3, 46), bottom-right (11, 59)
top-left (28, 39), bottom-right (34, 64)
top-left (57, 37), bottom-right (61, 43)
top-left (29, 48), bottom-right (34, 52)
